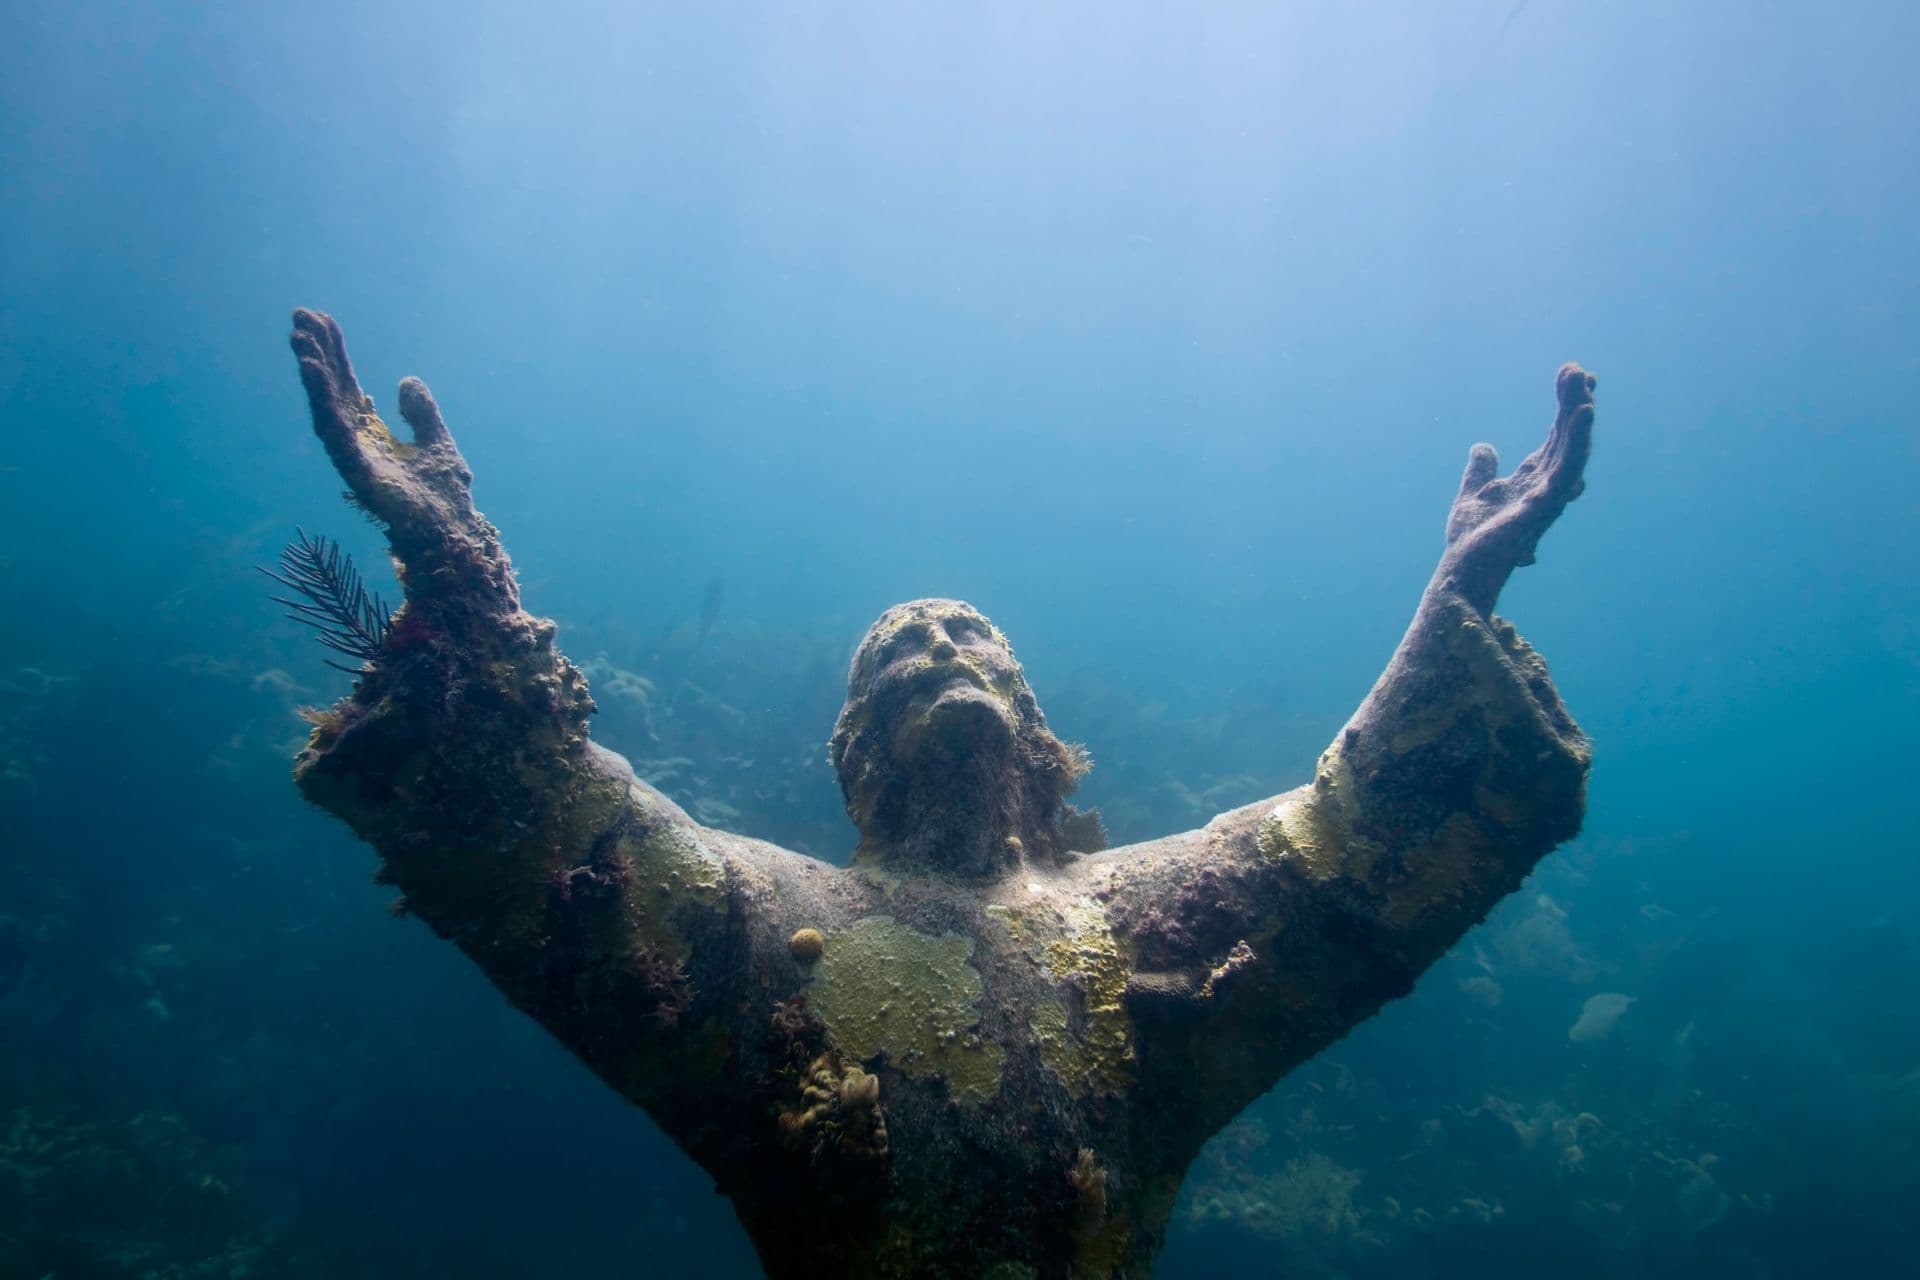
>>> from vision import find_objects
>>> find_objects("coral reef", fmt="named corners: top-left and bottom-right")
top-left (0, 1105), bottom-right (326, 1278)
top-left (0, 665), bottom-right (74, 788)
top-left (1184, 1132), bottom-right (1369, 1246)
top-left (1157, 827), bottom-right (1835, 1279)
top-left (1568, 991), bottom-right (1637, 1043)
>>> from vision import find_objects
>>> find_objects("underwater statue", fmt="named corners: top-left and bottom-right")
top-left (280, 308), bottom-right (1595, 1279)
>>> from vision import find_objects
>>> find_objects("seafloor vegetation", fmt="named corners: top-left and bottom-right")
top-left (2, 611), bottom-right (1913, 1277)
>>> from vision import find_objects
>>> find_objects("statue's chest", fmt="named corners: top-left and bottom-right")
top-left (793, 893), bottom-right (1136, 1119)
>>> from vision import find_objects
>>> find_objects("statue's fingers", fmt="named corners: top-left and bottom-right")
top-left (291, 311), bottom-right (378, 494)
top-left (1444, 443), bottom-right (1503, 546)
top-left (291, 308), bottom-right (367, 403)
top-left (397, 376), bottom-right (453, 448)
top-left (1458, 443), bottom-right (1500, 499)
top-left (1544, 363), bottom-right (1596, 500)
top-left (1555, 362), bottom-right (1596, 419)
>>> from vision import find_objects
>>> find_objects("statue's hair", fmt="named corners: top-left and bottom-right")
top-left (829, 601), bottom-right (1095, 872)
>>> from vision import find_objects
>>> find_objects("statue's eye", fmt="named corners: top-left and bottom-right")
top-left (879, 626), bottom-right (931, 664)
top-left (943, 618), bottom-right (976, 643)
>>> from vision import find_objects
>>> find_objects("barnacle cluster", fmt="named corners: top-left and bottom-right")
top-left (1068, 1147), bottom-right (1108, 1227)
top-left (626, 942), bottom-right (693, 1028)
top-left (1066, 1146), bottom-right (1130, 1278)
top-left (777, 1052), bottom-right (890, 1162)
top-left (1198, 940), bottom-right (1256, 1000)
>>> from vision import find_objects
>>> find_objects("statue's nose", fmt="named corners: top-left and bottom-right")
top-left (929, 637), bottom-right (958, 662)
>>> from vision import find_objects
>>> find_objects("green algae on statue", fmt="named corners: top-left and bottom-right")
top-left (278, 307), bottom-right (1597, 1278)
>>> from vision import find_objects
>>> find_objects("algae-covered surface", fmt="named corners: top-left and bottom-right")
top-left (810, 915), bottom-right (1006, 1099)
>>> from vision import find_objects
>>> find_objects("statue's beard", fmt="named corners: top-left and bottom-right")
top-left (892, 683), bottom-right (1016, 771)
top-left (859, 683), bottom-right (1025, 875)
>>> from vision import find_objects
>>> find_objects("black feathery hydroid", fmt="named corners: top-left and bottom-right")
top-left (260, 528), bottom-right (393, 672)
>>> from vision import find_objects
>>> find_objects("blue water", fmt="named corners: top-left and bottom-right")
top-left (3, 3), bottom-right (1916, 1275)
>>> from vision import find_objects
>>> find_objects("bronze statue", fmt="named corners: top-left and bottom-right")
top-left (282, 308), bottom-right (1595, 1278)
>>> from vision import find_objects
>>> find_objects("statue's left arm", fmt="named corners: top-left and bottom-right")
top-left (1089, 364), bottom-right (1597, 1141)
top-left (276, 310), bottom-right (845, 1138)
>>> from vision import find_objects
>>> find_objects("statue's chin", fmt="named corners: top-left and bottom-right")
top-left (894, 683), bottom-right (1014, 766)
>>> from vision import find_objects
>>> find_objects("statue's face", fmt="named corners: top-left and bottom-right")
top-left (847, 599), bottom-right (1026, 770)
top-left (831, 599), bottom-right (1089, 870)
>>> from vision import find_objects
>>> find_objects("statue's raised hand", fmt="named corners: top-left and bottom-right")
top-left (290, 308), bottom-right (521, 624)
top-left (1438, 362), bottom-right (1596, 616)
top-left (287, 309), bottom-right (590, 829)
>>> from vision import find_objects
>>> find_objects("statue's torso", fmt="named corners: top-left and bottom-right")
top-left (656, 829), bottom-right (1192, 1279)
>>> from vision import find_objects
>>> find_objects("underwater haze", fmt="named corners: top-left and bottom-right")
top-left (3, 1), bottom-right (1917, 1275)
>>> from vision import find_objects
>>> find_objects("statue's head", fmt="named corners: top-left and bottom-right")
top-left (830, 599), bottom-right (1100, 877)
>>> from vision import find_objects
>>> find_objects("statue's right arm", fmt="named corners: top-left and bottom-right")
top-left (281, 310), bottom-right (835, 1120)
top-left (1080, 364), bottom-right (1597, 1146)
